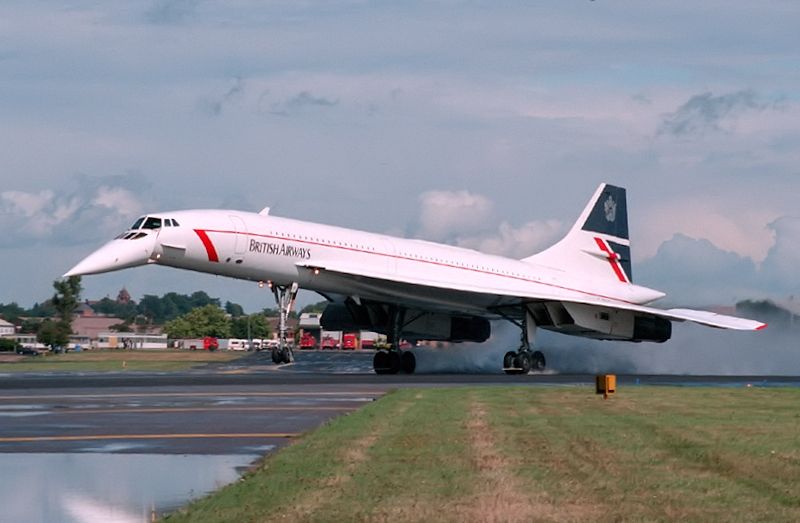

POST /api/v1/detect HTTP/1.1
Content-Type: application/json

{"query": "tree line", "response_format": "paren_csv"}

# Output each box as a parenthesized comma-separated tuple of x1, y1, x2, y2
(0, 277, 330, 348)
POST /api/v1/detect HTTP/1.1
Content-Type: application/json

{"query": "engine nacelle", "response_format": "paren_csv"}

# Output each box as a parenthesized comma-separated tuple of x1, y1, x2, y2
(319, 303, 376, 332)
(632, 315, 672, 343)
(537, 302, 672, 343)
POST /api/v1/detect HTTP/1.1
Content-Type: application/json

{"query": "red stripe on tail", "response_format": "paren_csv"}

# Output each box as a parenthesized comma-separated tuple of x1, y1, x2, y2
(194, 229, 219, 262)
(595, 237, 628, 283)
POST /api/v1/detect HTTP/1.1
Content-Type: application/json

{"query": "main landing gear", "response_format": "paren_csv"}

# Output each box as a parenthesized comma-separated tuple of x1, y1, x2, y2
(502, 305, 547, 375)
(269, 282, 298, 365)
(503, 349, 545, 375)
(372, 306, 416, 375)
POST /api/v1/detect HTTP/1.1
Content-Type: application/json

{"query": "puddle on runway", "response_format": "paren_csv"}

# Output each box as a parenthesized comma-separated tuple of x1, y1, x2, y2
(0, 453, 258, 522)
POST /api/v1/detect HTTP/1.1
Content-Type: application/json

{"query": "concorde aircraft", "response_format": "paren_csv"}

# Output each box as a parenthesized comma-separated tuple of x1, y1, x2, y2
(64, 184, 766, 374)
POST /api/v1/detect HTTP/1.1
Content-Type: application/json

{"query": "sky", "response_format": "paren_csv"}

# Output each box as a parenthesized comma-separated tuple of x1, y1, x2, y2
(1, 1, 799, 313)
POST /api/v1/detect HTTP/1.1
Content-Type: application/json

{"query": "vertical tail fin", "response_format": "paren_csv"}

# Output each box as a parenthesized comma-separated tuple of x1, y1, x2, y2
(523, 184, 633, 284)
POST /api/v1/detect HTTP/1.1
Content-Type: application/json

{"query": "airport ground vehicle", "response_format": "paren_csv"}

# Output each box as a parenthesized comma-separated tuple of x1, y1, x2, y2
(342, 332, 359, 350)
(320, 335, 339, 349)
(299, 333, 317, 349)
(185, 336, 218, 351)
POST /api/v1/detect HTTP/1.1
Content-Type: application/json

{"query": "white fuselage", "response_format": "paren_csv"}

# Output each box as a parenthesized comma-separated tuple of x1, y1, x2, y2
(64, 185, 766, 338)
(136, 209, 659, 318)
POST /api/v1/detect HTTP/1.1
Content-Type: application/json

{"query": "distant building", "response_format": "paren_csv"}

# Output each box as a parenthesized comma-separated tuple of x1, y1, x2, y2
(75, 302, 95, 317)
(71, 316, 125, 339)
(0, 318, 15, 337)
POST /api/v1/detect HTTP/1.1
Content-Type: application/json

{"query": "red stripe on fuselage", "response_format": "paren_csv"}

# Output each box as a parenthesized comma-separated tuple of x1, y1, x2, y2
(594, 237, 627, 283)
(194, 229, 219, 262)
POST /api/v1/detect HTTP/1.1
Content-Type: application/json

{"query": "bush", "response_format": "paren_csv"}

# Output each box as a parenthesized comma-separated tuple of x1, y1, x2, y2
(0, 338, 20, 352)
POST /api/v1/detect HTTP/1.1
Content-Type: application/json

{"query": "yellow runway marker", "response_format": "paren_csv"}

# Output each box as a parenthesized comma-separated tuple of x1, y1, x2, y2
(0, 433, 299, 443)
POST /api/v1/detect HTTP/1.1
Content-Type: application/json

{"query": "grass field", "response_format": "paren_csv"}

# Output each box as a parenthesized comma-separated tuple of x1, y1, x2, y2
(0, 349, 243, 372)
(164, 386, 800, 523)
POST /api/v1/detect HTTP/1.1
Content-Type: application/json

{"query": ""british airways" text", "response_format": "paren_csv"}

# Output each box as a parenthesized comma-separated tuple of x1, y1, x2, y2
(249, 239, 311, 260)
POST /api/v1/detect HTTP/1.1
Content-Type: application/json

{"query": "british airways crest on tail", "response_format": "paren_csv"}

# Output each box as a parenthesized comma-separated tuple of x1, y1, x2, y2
(581, 185, 628, 240)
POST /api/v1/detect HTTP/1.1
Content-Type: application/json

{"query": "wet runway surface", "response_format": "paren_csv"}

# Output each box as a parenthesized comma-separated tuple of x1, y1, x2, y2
(0, 385, 383, 455)
(1, 350, 798, 521)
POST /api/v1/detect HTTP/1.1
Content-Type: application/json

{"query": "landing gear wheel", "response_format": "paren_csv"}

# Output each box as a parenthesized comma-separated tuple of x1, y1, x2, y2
(531, 350, 546, 371)
(387, 351, 401, 374)
(373, 351, 391, 374)
(515, 352, 532, 374)
(401, 351, 416, 374)
(271, 347, 282, 364)
(280, 347, 292, 364)
(503, 351, 516, 369)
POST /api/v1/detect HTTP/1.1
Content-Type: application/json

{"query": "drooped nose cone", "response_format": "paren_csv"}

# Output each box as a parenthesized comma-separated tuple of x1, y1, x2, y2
(63, 236, 156, 277)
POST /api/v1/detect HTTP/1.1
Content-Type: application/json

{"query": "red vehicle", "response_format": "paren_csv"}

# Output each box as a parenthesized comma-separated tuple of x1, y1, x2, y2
(342, 333, 359, 350)
(299, 332, 318, 350)
(187, 336, 218, 351)
(320, 336, 339, 350)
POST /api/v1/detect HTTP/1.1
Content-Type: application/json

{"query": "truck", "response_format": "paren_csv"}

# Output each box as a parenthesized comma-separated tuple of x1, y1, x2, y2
(184, 336, 218, 351)
(320, 335, 339, 350)
(342, 332, 359, 350)
(299, 332, 318, 350)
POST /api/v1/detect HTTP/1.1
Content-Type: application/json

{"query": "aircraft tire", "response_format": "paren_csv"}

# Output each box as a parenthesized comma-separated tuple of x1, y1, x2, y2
(503, 351, 516, 369)
(400, 351, 416, 374)
(387, 351, 401, 374)
(373, 351, 390, 374)
(515, 352, 532, 374)
(532, 351, 546, 371)
(270, 348, 282, 364)
(280, 348, 292, 364)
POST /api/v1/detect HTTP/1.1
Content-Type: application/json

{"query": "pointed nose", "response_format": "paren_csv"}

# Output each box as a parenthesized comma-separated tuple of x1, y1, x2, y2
(64, 236, 156, 277)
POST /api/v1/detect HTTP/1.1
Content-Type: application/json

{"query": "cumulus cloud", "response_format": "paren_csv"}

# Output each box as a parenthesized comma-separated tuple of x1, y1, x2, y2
(456, 219, 564, 259)
(414, 189, 563, 258)
(637, 234, 758, 304)
(658, 90, 777, 137)
(417, 190, 494, 241)
(759, 216, 800, 291)
(637, 217, 800, 305)
(0, 176, 146, 248)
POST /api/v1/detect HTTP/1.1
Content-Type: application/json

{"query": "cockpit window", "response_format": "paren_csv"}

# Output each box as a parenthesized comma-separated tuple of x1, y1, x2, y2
(130, 217, 145, 230)
(171, 219, 180, 227)
(141, 217, 162, 230)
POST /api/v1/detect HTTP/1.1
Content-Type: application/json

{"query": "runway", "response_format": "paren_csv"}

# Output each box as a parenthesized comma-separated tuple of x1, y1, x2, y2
(1, 350, 798, 522)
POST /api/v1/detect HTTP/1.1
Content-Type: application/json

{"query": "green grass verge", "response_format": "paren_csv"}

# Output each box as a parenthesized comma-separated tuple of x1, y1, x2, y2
(0, 350, 242, 372)
(163, 386, 800, 523)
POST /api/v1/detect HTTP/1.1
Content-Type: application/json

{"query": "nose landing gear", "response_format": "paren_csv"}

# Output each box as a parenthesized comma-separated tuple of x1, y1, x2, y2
(269, 282, 298, 365)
